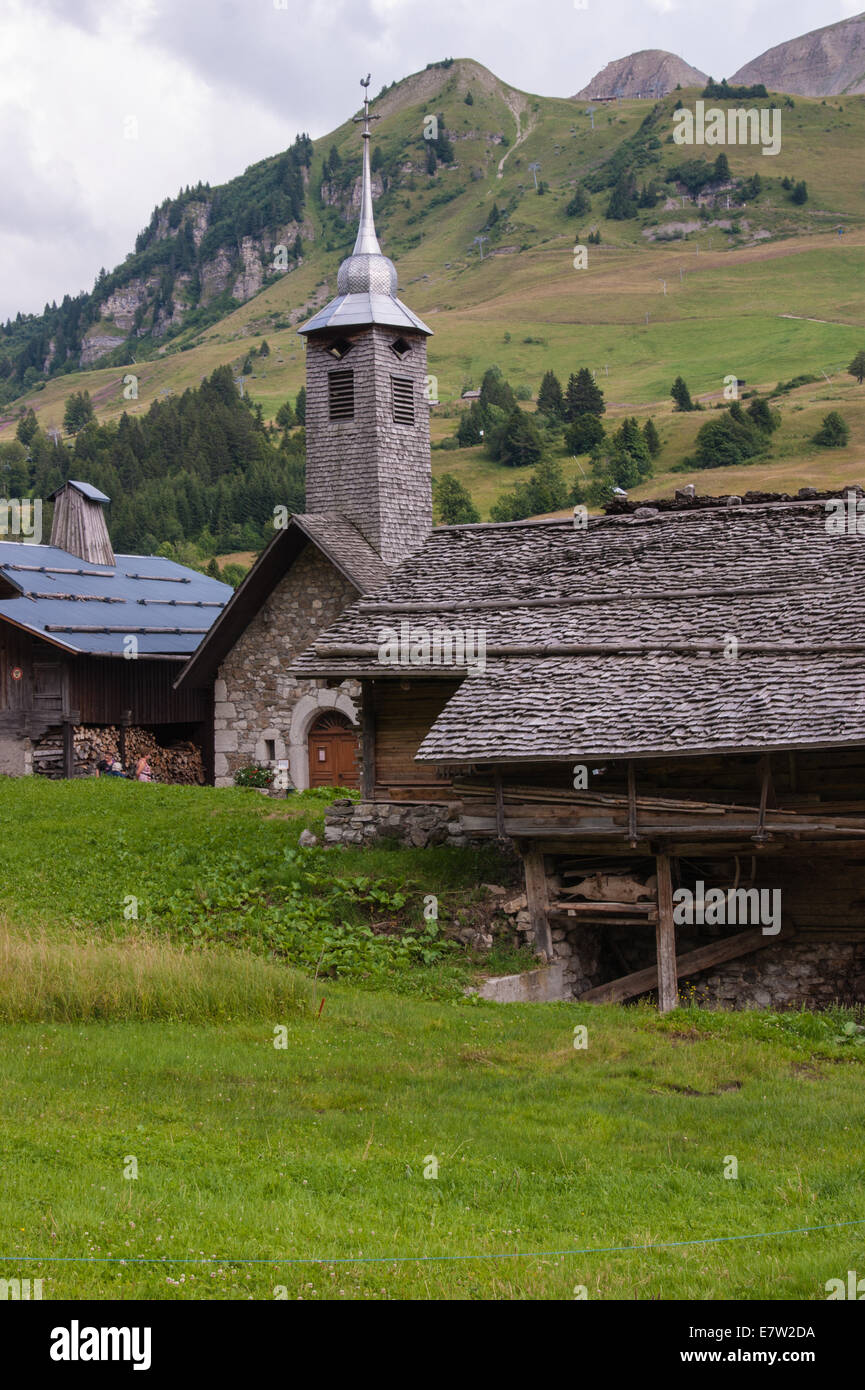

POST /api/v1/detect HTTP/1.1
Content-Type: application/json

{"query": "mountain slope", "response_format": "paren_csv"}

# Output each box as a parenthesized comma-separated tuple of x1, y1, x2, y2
(730, 12, 865, 96)
(573, 50, 708, 99)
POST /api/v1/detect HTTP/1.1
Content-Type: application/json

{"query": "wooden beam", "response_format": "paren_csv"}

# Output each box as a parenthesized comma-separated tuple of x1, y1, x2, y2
(655, 853, 678, 1013)
(579, 927, 789, 1005)
(494, 770, 507, 839)
(523, 848, 553, 960)
(627, 761, 637, 847)
(361, 683, 375, 801)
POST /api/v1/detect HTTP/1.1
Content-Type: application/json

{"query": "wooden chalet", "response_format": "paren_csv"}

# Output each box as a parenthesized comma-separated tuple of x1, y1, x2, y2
(0, 480, 231, 780)
(290, 493, 865, 1011)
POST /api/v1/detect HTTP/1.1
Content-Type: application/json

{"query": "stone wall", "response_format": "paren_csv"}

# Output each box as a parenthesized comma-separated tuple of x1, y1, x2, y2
(0, 732, 31, 777)
(325, 797, 471, 848)
(544, 922, 865, 1009)
(215, 543, 360, 789)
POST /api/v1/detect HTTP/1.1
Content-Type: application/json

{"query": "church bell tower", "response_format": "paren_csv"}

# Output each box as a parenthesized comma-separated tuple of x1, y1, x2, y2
(299, 77, 433, 566)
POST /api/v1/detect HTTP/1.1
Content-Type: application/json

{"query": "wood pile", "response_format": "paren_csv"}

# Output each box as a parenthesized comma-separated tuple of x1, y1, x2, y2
(34, 725, 205, 784)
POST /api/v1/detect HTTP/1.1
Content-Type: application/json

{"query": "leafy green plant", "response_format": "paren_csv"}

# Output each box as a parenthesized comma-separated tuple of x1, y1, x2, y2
(234, 765, 275, 788)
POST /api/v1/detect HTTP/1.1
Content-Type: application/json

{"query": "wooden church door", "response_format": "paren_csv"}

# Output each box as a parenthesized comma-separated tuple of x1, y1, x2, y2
(307, 711, 359, 789)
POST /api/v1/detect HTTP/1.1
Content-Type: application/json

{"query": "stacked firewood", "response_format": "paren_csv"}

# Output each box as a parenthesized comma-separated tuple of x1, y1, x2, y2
(34, 726, 205, 784)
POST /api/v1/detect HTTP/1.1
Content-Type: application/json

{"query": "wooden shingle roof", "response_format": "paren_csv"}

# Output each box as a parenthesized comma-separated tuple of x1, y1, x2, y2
(290, 500, 865, 761)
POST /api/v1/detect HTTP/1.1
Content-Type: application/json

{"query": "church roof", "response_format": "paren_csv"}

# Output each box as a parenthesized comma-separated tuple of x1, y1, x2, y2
(300, 292, 432, 336)
(174, 512, 390, 689)
(287, 499, 865, 761)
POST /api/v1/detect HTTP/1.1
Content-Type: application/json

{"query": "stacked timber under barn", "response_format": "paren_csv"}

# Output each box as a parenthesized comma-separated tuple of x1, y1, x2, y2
(291, 494, 865, 1011)
(0, 479, 230, 780)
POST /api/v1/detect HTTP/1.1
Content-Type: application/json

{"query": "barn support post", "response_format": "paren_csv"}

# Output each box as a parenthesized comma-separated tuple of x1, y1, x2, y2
(523, 847, 553, 961)
(361, 683, 376, 801)
(119, 709, 132, 771)
(655, 851, 678, 1013)
(62, 720, 74, 779)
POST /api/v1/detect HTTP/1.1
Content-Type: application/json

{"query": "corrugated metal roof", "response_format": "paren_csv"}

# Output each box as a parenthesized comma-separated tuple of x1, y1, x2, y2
(0, 541, 232, 656)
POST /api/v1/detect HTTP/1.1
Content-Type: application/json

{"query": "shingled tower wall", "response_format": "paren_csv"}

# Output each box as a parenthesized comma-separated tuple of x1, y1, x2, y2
(304, 326, 432, 564)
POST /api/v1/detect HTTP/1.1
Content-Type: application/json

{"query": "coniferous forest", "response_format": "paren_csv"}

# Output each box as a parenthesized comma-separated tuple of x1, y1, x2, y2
(0, 367, 305, 577)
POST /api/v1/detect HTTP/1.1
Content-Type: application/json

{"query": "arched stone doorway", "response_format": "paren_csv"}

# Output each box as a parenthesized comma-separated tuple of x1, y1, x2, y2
(307, 710, 359, 789)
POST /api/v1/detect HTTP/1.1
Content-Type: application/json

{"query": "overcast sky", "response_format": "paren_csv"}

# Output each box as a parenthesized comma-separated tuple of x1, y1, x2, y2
(0, 0, 858, 319)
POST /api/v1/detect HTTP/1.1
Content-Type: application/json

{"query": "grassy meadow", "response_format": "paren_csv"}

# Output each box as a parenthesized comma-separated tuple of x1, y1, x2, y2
(1, 779, 864, 1300)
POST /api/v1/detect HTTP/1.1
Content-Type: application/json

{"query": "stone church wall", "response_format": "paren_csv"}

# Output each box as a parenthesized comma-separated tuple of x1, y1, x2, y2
(214, 544, 360, 789)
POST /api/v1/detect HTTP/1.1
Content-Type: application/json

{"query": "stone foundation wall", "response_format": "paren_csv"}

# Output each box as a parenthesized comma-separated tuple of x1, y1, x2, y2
(0, 732, 31, 777)
(325, 798, 472, 848)
(215, 544, 360, 789)
(542, 924, 865, 1010)
(694, 940, 865, 1010)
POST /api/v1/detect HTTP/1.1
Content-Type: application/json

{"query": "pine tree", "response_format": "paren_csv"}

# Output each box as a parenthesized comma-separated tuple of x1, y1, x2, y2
(456, 401, 485, 447)
(848, 350, 865, 385)
(605, 172, 638, 220)
(671, 376, 695, 412)
(564, 368, 605, 421)
(536, 370, 564, 420)
(295, 386, 306, 425)
(497, 408, 543, 468)
(63, 390, 95, 435)
(813, 411, 848, 447)
(713, 153, 731, 181)
(479, 366, 516, 414)
(259, 339, 270, 357)
(565, 187, 590, 218)
(276, 400, 295, 429)
(15, 409, 38, 445)
(433, 473, 481, 524)
(565, 414, 605, 453)
(643, 419, 661, 457)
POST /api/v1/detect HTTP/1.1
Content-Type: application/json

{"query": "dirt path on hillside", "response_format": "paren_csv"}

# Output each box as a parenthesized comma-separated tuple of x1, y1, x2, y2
(497, 93, 535, 178)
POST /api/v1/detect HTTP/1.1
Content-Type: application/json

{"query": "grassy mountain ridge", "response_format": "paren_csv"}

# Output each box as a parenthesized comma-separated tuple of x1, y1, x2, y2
(1, 58, 863, 521)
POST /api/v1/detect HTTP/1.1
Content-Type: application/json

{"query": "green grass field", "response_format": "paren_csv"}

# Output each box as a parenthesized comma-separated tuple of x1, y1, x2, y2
(1, 780, 864, 1300)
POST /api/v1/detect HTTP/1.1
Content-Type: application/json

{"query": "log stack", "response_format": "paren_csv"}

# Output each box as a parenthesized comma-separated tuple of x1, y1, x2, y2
(33, 725, 205, 784)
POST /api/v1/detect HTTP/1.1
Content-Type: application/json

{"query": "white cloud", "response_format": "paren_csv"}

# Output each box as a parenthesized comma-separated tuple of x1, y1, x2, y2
(0, 0, 848, 319)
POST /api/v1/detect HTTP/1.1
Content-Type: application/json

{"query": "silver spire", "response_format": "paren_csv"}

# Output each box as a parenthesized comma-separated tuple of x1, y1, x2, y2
(352, 75, 382, 257)
(336, 76, 398, 297)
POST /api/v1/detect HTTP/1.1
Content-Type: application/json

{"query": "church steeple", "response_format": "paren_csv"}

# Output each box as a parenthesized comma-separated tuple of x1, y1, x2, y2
(299, 76, 431, 337)
(336, 77, 397, 296)
(298, 77, 433, 567)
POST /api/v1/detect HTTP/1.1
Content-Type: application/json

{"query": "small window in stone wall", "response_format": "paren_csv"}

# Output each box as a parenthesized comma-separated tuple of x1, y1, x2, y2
(264, 739, 276, 763)
(391, 375, 415, 426)
(329, 369, 354, 420)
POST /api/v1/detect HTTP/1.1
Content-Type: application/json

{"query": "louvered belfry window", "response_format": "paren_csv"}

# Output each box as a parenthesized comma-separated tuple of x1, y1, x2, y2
(328, 369, 354, 421)
(391, 375, 415, 426)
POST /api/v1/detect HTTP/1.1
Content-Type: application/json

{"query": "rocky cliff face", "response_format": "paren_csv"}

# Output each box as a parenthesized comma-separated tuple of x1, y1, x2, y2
(730, 13, 865, 96)
(573, 50, 708, 99)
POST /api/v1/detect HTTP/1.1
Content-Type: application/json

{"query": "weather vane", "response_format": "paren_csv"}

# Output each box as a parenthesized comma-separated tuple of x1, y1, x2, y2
(354, 74, 380, 138)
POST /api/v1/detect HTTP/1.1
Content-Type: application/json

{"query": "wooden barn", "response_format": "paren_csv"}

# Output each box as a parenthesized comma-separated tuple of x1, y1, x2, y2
(0, 479, 231, 781)
(290, 492, 865, 1011)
